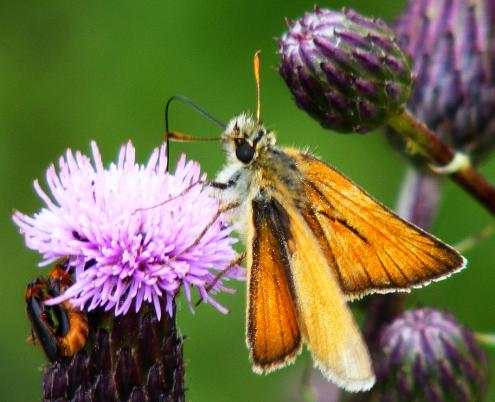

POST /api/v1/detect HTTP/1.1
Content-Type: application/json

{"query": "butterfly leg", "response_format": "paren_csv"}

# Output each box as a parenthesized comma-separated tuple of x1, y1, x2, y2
(170, 201, 241, 262)
(205, 252, 245, 293)
(131, 179, 205, 214)
(195, 252, 246, 307)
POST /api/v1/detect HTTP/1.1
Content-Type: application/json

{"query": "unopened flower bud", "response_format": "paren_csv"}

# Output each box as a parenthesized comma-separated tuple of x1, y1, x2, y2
(371, 309, 489, 402)
(278, 7, 413, 133)
(391, 0, 495, 163)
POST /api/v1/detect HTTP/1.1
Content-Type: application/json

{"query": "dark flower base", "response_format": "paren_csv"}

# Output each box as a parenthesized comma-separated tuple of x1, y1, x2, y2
(42, 304, 184, 402)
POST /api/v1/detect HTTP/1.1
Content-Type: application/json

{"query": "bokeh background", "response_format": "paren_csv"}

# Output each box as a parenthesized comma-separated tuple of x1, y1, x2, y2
(1, 1, 494, 401)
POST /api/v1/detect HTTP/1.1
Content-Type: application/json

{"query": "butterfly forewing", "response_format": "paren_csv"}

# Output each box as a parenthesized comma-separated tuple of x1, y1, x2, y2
(247, 197, 302, 372)
(286, 149, 466, 299)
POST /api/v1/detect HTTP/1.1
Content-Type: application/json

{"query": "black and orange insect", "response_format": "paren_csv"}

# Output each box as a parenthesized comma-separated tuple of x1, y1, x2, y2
(25, 259, 89, 361)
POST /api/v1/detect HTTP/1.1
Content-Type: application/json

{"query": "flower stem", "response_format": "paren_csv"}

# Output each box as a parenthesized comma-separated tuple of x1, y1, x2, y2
(475, 332, 495, 349)
(396, 168, 443, 230)
(388, 110, 495, 217)
(454, 222, 495, 254)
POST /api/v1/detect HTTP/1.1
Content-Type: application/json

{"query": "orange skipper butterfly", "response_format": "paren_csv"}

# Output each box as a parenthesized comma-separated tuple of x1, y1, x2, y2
(167, 52, 465, 391)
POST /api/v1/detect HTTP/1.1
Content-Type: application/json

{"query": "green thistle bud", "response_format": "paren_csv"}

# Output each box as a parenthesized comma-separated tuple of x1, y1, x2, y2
(278, 7, 413, 133)
(371, 309, 489, 402)
(390, 0, 495, 163)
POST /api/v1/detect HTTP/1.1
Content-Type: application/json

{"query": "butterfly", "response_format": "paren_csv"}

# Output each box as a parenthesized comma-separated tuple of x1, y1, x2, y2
(167, 52, 466, 392)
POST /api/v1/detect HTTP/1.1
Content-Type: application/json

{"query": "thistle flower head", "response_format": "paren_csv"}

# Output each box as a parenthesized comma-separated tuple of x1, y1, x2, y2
(40, 306, 185, 401)
(392, 0, 495, 162)
(14, 141, 243, 320)
(278, 7, 413, 133)
(372, 308, 489, 402)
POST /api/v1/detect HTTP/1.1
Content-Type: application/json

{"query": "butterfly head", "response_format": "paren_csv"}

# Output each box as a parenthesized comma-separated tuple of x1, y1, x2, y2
(222, 113, 276, 165)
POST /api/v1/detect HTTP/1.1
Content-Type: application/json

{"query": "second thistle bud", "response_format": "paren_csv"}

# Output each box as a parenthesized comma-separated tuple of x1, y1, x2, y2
(278, 7, 413, 133)
(392, 0, 495, 163)
(371, 309, 489, 402)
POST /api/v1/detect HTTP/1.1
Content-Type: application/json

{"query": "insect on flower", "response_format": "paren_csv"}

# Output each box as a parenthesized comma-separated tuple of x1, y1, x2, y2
(25, 259, 89, 362)
(167, 52, 466, 392)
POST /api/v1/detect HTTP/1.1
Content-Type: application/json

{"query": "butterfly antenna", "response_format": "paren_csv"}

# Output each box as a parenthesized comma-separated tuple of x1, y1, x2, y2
(253, 50, 262, 123)
(164, 95, 226, 170)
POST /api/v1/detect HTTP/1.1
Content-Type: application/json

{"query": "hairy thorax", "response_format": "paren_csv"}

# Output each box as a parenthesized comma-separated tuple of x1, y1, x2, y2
(213, 145, 306, 239)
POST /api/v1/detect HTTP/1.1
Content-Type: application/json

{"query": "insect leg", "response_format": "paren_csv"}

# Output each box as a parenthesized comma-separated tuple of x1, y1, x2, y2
(195, 252, 246, 307)
(170, 201, 241, 261)
(131, 178, 205, 214)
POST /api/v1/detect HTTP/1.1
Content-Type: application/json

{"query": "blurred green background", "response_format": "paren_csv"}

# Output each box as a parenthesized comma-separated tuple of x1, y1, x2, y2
(1, 1, 494, 401)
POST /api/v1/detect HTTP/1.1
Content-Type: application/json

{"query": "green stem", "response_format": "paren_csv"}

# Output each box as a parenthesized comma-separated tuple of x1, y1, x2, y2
(454, 223, 495, 254)
(388, 110, 495, 217)
(475, 332, 495, 349)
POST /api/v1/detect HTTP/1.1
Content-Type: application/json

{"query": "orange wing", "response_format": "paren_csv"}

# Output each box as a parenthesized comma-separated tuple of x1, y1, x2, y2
(279, 195, 375, 390)
(285, 149, 466, 299)
(247, 195, 374, 391)
(246, 197, 302, 372)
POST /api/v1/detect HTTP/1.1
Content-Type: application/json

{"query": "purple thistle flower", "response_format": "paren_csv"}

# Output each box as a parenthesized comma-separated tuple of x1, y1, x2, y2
(14, 141, 243, 320)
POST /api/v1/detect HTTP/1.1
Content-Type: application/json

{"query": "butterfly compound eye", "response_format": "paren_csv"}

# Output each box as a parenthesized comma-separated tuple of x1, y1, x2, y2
(235, 140, 255, 164)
